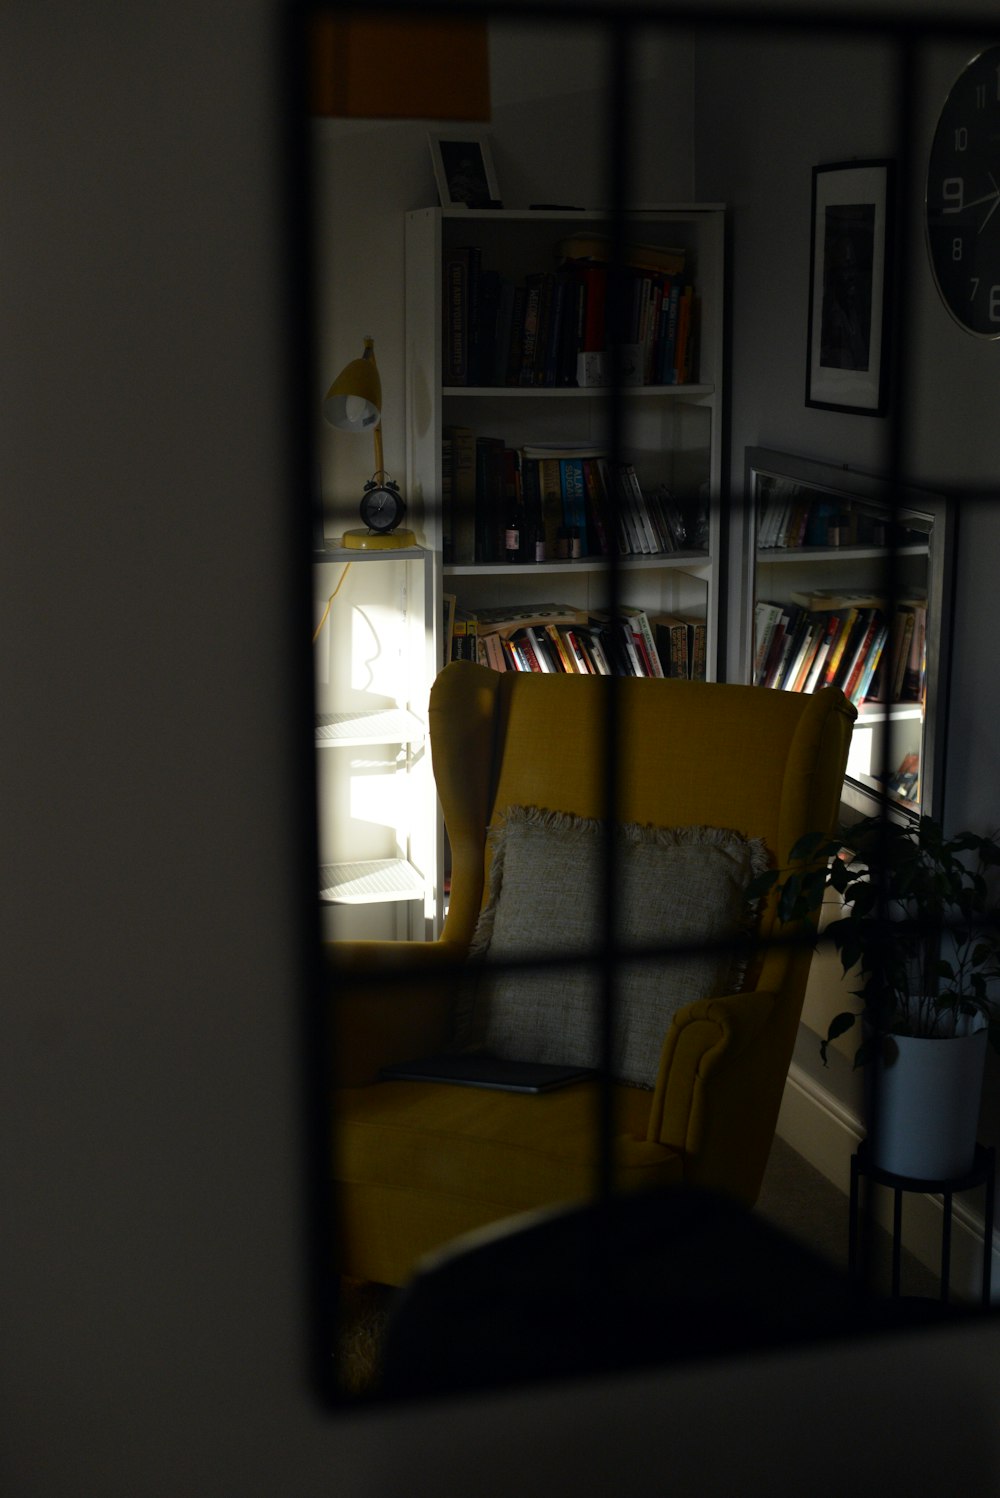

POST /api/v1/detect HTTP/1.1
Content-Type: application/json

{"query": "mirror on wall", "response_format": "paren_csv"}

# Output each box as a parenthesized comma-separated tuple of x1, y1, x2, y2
(288, 1, 998, 1410)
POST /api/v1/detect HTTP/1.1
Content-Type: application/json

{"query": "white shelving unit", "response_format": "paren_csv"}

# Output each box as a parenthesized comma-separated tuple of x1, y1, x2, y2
(313, 543, 438, 940)
(744, 448, 954, 820)
(400, 206, 725, 919)
(404, 205, 726, 673)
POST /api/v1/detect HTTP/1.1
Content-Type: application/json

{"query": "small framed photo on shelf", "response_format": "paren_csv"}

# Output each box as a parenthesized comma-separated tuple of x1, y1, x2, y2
(806, 159, 894, 416)
(428, 128, 502, 209)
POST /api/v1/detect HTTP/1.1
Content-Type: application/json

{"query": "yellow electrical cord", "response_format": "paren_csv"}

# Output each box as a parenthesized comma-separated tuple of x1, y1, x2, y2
(312, 563, 351, 643)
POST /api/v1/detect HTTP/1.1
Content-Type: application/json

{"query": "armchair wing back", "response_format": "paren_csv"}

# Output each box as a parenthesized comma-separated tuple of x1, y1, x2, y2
(329, 662, 854, 1287)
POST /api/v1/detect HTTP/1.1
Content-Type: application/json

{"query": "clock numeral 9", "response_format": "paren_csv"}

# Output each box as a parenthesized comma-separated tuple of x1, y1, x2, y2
(942, 176, 964, 212)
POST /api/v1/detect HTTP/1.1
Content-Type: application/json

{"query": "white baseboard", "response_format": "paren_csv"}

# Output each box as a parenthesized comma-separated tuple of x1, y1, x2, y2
(776, 1061, 1000, 1304)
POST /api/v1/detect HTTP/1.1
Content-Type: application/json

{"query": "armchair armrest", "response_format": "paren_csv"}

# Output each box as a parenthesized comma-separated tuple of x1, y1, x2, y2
(645, 989, 782, 1203)
(324, 939, 469, 1086)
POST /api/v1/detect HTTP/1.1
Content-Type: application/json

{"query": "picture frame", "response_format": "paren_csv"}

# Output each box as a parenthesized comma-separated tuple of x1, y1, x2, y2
(428, 128, 502, 210)
(805, 159, 894, 416)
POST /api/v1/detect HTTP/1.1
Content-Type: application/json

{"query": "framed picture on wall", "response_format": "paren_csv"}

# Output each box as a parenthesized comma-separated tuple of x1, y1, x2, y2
(428, 128, 502, 209)
(806, 159, 894, 415)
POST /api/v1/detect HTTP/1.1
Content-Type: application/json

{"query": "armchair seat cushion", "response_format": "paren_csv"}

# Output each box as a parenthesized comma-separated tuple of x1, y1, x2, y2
(334, 1079, 683, 1279)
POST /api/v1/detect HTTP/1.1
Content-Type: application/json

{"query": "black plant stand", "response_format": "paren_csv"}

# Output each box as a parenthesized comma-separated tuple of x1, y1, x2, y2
(849, 1140, 996, 1305)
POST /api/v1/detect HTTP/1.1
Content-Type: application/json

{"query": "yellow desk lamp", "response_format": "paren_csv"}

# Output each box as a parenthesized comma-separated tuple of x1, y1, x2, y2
(323, 336, 416, 550)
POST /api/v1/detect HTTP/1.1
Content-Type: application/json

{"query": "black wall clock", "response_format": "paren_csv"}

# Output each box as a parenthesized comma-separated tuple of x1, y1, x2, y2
(926, 43, 1000, 337)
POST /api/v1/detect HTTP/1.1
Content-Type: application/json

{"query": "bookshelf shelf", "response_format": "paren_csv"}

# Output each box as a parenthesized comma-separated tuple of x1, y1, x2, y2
(315, 709, 425, 748)
(442, 384, 716, 399)
(443, 551, 711, 580)
(757, 543, 928, 565)
(319, 859, 427, 906)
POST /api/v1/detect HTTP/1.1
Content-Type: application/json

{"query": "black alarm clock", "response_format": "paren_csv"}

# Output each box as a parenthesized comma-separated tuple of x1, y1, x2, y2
(342, 474, 416, 551)
(360, 477, 406, 532)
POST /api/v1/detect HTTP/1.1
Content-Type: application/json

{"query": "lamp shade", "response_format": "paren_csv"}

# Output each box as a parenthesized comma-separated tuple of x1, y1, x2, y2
(323, 336, 382, 432)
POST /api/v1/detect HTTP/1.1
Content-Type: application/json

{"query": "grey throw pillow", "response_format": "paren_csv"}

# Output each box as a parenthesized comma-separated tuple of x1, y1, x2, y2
(459, 806, 768, 1089)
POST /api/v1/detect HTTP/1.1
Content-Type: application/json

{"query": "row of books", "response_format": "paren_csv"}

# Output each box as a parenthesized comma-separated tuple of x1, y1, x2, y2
(442, 234, 697, 389)
(753, 588, 927, 708)
(441, 428, 695, 565)
(444, 601, 707, 682)
(757, 480, 920, 551)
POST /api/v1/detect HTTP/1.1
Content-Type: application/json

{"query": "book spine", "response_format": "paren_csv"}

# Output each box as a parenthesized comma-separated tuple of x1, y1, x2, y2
(542, 271, 567, 387)
(505, 285, 527, 385)
(474, 268, 500, 390)
(560, 457, 589, 549)
(630, 609, 664, 677)
(465, 246, 482, 386)
(442, 248, 469, 384)
(803, 613, 841, 694)
(511, 629, 543, 672)
(532, 272, 555, 387)
(474, 437, 505, 564)
(493, 278, 516, 387)
(544, 624, 576, 673)
(852, 620, 889, 706)
(538, 459, 564, 559)
(583, 628, 612, 676)
(820, 609, 860, 689)
(519, 275, 544, 386)
(564, 628, 594, 674)
(690, 621, 707, 682)
(655, 619, 687, 678)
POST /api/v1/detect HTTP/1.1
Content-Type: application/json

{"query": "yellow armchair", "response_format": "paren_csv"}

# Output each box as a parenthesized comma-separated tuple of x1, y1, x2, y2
(327, 662, 854, 1288)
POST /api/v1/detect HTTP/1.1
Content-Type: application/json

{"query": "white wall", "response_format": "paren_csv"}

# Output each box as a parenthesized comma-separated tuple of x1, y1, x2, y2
(8, 5, 1000, 1494)
(695, 27, 1000, 1167)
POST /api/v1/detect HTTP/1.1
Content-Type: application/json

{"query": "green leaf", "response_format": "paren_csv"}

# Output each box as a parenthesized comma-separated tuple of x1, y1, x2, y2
(826, 1010, 856, 1042)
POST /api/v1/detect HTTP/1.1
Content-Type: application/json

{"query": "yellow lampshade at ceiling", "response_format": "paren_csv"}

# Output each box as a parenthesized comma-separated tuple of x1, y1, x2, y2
(310, 16, 490, 121)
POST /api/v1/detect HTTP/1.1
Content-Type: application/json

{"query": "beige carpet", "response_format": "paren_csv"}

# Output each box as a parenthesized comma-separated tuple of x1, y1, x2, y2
(756, 1133, 940, 1298)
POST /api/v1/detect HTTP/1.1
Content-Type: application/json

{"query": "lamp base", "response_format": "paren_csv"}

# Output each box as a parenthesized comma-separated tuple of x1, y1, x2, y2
(340, 527, 417, 552)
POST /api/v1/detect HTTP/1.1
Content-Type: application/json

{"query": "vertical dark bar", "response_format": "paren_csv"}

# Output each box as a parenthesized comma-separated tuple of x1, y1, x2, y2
(281, 0, 343, 1404)
(861, 26, 919, 1304)
(983, 1151, 995, 1306)
(892, 1187, 903, 1296)
(941, 1191, 953, 1303)
(595, 15, 634, 1209)
(848, 1149, 860, 1279)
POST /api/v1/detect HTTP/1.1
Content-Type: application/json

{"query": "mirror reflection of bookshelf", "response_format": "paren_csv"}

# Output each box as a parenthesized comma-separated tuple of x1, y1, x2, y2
(745, 447, 954, 821)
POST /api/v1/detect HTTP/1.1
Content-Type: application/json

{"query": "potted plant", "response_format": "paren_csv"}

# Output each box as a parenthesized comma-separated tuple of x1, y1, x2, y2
(756, 813, 1000, 1180)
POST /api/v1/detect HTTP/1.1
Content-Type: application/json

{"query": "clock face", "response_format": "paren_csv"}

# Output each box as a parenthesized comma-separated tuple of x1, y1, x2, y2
(926, 44, 1000, 337)
(360, 480, 405, 533)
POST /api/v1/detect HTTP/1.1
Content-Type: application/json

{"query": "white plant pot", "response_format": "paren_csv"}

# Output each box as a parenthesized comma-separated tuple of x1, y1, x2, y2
(869, 1015, 988, 1180)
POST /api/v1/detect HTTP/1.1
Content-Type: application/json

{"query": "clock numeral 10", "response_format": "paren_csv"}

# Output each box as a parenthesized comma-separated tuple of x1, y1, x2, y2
(955, 126, 968, 150)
